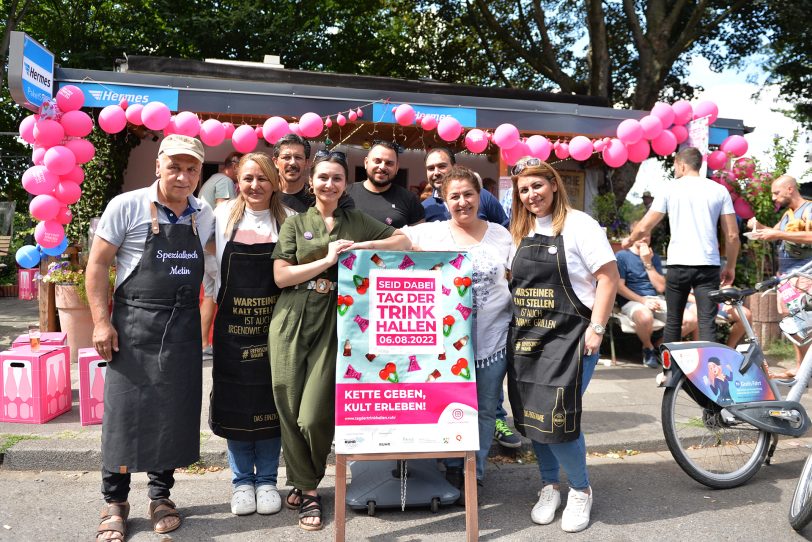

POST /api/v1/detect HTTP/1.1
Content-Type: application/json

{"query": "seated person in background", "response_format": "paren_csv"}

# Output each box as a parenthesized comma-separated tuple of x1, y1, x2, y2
(688, 293, 753, 348)
(617, 224, 697, 368)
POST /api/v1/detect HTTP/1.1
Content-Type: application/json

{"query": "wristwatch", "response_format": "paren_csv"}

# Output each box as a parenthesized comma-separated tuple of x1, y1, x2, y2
(589, 321, 606, 335)
(643, 263, 654, 270)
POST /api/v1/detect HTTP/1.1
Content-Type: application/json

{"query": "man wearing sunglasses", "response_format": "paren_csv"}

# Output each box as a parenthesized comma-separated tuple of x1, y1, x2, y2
(198, 151, 242, 359)
(347, 140, 425, 227)
(273, 134, 354, 213)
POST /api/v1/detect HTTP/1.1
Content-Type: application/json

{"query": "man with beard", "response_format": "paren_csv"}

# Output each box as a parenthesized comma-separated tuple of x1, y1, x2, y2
(272, 134, 353, 213)
(347, 140, 424, 227)
(421, 147, 508, 226)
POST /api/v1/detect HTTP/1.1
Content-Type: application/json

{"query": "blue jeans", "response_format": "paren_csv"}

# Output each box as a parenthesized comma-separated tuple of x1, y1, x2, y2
(227, 437, 282, 488)
(447, 349, 507, 480)
(531, 353, 599, 490)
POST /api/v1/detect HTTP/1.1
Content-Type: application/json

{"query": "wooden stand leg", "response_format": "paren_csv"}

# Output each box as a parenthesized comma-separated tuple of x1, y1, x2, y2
(334, 454, 347, 542)
(463, 450, 478, 541)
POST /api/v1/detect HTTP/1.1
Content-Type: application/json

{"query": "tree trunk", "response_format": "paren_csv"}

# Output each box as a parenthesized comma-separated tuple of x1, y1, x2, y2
(608, 162, 642, 208)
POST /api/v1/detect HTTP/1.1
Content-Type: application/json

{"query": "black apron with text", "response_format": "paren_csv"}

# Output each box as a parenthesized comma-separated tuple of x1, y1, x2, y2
(103, 203, 204, 473)
(507, 233, 591, 444)
(209, 227, 281, 441)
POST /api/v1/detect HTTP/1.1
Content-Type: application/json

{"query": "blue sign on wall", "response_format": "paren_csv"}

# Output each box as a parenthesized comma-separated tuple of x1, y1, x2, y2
(61, 82, 179, 111)
(21, 34, 54, 108)
(372, 103, 477, 128)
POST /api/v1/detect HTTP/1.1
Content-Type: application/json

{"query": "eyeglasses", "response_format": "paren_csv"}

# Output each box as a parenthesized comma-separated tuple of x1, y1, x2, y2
(314, 149, 347, 162)
(511, 158, 543, 176)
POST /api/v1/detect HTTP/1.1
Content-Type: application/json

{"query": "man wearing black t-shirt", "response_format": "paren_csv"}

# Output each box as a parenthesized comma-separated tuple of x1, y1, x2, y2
(347, 141, 424, 228)
(272, 134, 353, 212)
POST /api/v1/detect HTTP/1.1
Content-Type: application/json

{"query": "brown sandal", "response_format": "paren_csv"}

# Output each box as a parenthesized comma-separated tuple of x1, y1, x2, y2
(285, 487, 302, 510)
(148, 498, 181, 534)
(96, 501, 129, 541)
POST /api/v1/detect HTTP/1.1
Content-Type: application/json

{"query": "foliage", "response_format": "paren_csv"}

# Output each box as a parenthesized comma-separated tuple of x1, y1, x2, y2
(591, 192, 627, 241)
(0, 211, 34, 285)
(38, 260, 87, 301)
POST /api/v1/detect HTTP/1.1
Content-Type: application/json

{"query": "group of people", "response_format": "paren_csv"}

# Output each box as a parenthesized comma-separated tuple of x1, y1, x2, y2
(85, 131, 803, 540)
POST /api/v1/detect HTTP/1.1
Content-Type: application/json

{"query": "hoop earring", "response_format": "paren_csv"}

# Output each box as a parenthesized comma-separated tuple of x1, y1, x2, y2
(307, 184, 315, 195)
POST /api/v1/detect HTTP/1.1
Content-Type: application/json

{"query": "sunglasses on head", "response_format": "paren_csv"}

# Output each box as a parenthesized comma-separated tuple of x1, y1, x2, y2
(314, 149, 347, 162)
(511, 158, 545, 176)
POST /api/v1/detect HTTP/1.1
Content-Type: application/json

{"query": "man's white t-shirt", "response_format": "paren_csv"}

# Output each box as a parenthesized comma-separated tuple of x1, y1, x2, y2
(651, 175, 735, 266)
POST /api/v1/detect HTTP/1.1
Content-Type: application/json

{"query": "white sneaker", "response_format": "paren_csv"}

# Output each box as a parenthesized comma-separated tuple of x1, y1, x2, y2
(231, 485, 256, 515)
(561, 486, 592, 533)
(256, 485, 282, 515)
(531, 484, 561, 525)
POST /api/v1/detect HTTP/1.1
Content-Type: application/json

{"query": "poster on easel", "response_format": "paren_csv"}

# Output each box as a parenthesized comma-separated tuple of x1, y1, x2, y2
(335, 250, 478, 454)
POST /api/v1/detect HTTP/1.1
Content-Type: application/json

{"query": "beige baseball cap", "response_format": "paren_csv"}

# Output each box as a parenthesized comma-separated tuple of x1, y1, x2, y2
(159, 134, 205, 163)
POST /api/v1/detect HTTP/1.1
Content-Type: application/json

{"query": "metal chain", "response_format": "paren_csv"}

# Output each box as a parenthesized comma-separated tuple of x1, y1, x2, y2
(400, 460, 408, 511)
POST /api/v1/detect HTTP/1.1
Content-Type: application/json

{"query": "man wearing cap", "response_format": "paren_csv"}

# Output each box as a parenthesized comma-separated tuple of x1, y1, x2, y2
(641, 190, 654, 211)
(86, 134, 214, 541)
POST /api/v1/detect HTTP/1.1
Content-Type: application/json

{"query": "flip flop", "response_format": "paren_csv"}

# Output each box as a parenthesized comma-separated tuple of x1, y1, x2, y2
(96, 501, 129, 541)
(285, 487, 302, 510)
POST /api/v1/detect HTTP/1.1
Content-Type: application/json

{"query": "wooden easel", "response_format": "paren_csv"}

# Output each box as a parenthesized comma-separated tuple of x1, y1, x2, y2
(334, 450, 478, 542)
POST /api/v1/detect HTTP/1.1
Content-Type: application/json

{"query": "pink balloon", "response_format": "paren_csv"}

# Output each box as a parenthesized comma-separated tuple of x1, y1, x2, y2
(733, 157, 756, 178)
(437, 117, 463, 142)
(125, 104, 144, 126)
(568, 136, 593, 161)
(348, 110, 358, 122)
(651, 130, 677, 156)
(394, 104, 416, 126)
(707, 150, 728, 170)
(55, 85, 84, 112)
(639, 115, 663, 140)
(223, 122, 236, 139)
(526, 135, 552, 161)
(627, 139, 651, 163)
(254, 126, 263, 138)
(336, 113, 347, 127)
(651, 103, 675, 128)
(55, 181, 82, 205)
(22, 165, 59, 195)
(98, 105, 127, 134)
(29, 194, 62, 221)
(299, 112, 324, 138)
(593, 139, 607, 152)
(501, 143, 531, 166)
(733, 197, 755, 220)
(693, 100, 719, 125)
(173, 111, 200, 137)
(43, 146, 76, 175)
(554, 142, 570, 160)
(603, 138, 629, 168)
(356, 108, 364, 118)
(288, 123, 302, 137)
(31, 146, 46, 166)
(670, 124, 689, 144)
(19, 115, 38, 144)
(55, 206, 73, 225)
(420, 116, 438, 131)
(262, 117, 290, 144)
(64, 138, 95, 164)
(141, 102, 172, 131)
(163, 116, 177, 137)
(34, 220, 65, 249)
(33, 119, 65, 148)
(493, 124, 520, 149)
(199, 118, 226, 147)
(232, 125, 258, 153)
(720, 135, 748, 157)
(616, 119, 643, 145)
(60, 110, 93, 138)
(325, 117, 333, 128)
(464, 129, 488, 153)
(672, 100, 693, 125)
(62, 166, 85, 185)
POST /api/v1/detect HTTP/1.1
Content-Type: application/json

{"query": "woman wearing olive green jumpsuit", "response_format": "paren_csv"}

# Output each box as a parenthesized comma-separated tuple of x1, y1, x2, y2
(269, 151, 411, 530)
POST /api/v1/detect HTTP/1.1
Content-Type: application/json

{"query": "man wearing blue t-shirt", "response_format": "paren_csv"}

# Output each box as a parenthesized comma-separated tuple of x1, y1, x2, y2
(617, 223, 696, 368)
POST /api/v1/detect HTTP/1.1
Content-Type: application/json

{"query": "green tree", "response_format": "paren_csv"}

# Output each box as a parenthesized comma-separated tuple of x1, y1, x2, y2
(765, 0, 812, 127)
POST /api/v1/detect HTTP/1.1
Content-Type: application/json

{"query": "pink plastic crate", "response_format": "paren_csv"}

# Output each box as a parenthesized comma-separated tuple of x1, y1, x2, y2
(11, 331, 68, 349)
(78, 348, 106, 426)
(0, 345, 71, 424)
(17, 268, 38, 300)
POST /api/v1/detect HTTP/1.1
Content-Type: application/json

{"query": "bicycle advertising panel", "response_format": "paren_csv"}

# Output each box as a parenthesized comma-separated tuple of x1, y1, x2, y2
(669, 344, 775, 406)
(335, 250, 478, 454)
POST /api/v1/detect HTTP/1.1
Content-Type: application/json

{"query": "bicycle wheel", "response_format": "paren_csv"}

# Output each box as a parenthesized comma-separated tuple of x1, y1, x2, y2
(790, 454, 812, 531)
(662, 374, 770, 489)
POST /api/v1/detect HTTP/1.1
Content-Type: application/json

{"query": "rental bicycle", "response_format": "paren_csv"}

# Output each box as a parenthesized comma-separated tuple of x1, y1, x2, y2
(659, 259, 812, 492)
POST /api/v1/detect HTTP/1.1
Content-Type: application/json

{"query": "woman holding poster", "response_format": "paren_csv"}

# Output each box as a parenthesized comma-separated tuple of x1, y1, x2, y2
(209, 153, 293, 517)
(508, 157, 618, 533)
(401, 165, 513, 499)
(269, 151, 410, 531)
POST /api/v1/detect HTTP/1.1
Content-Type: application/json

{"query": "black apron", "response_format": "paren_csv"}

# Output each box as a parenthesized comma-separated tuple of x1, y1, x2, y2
(103, 202, 204, 473)
(508, 233, 591, 444)
(209, 224, 281, 441)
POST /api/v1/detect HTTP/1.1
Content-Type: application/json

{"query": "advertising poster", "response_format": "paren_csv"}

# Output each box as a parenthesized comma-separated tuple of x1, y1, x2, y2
(670, 345, 775, 406)
(335, 250, 478, 454)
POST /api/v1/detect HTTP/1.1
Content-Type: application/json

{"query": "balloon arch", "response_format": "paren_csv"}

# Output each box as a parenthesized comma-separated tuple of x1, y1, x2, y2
(15, 85, 751, 268)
